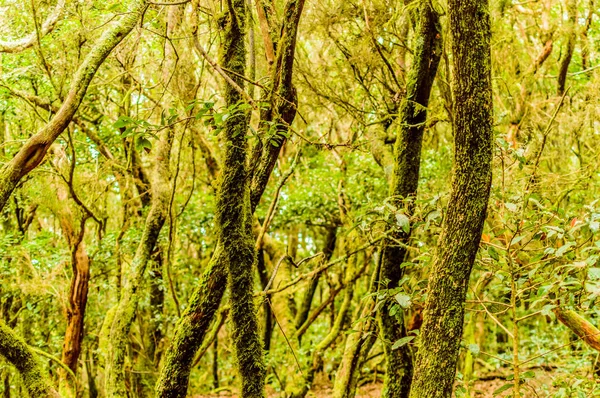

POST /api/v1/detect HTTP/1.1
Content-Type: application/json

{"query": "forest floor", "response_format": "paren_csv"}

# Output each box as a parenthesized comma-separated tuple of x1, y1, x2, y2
(192, 379, 540, 397)
(192, 370, 596, 397)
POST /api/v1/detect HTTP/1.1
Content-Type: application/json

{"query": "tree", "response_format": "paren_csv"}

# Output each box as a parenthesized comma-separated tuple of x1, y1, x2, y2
(408, 0, 493, 395)
(378, 3, 441, 397)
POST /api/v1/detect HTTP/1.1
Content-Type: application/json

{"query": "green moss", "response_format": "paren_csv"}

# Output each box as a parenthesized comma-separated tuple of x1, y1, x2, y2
(155, 245, 228, 398)
(0, 321, 60, 398)
(408, 0, 493, 395)
(216, 0, 266, 396)
(376, 4, 442, 397)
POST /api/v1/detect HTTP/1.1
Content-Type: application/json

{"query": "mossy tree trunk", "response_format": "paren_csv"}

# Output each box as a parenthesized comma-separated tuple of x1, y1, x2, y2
(102, 126, 174, 397)
(377, 4, 441, 398)
(408, 0, 493, 395)
(215, 1, 267, 397)
(155, 0, 305, 396)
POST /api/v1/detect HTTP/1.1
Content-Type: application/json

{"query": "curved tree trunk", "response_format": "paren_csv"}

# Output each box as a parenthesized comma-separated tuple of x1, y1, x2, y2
(102, 127, 173, 397)
(155, 0, 305, 396)
(408, 0, 493, 395)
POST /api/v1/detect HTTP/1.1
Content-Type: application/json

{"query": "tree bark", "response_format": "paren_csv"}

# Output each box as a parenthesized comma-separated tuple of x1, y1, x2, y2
(216, 1, 267, 396)
(55, 198, 90, 396)
(378, 4, 441, 398)
(408, 0, 493, 395)
(102, 127, 173, 397)
(554, 307, 600, 351)
(557, 0, 577, 96)
(155, 0, 306, 395)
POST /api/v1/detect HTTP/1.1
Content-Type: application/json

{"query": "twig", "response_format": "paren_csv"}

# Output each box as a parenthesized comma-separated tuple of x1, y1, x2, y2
(192, 35, 257, 109)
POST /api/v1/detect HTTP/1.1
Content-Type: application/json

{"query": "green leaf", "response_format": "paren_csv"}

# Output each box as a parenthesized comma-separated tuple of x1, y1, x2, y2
(394, 293, 412, 309)
(488, 246, 500, 261)
(556, 242, 574, 257)
(135, 137, 152, 153)
(521, 370, 535, 379)
(467, 343, 480, 355)
(589, 267, 600, 280)
(493, 383, 514, 396)
(114, 116, 132, 129)
(540, 304, 556, 317)
(391, 336, 414, 350)
(396, 213, 410, 233)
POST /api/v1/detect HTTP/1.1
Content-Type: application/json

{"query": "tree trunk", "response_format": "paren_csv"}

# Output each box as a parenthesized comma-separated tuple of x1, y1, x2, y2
(378, 4, 441, 398)
(216, 1, 267, 396)
(557, 0, 577, 96)
(408, 0, 493, 395)
(102, 127, 173, 397)
(155, 0, 306, 395)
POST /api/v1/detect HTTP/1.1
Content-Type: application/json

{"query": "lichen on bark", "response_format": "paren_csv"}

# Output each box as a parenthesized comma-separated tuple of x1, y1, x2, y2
(0, 321, 60, 398)
(377, 3, 442, 397)
(216, 0, 266, 396)
(408, 0, 493, 395)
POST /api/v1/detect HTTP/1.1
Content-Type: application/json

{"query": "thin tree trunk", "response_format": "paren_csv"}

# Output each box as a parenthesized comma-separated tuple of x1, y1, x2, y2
(295, 227, 337, 338)
(216, 1, 267, 396)
(155, 0, 306, 395)
(333, 259, 380, 398)
(408, 0, 493, 394)
(378, 4, 441, 397)
(102, 127, 174, 397)
(557, 0, 577, 96)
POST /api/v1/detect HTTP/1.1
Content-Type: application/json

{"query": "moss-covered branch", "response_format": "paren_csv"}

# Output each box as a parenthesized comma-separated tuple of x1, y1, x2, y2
(0, 0, 148, 213)
(0, 321, 61, 398)
(554, 307, 600, 351)
(102, 127, 173, 397)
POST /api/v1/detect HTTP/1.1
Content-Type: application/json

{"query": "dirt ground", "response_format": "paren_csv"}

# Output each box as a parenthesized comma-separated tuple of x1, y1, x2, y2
(192, 369, 596, 397)
(192, 380, 527, 398)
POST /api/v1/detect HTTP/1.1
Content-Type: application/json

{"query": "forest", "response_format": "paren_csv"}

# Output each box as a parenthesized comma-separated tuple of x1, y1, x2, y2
(0, 0, 599, 397)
